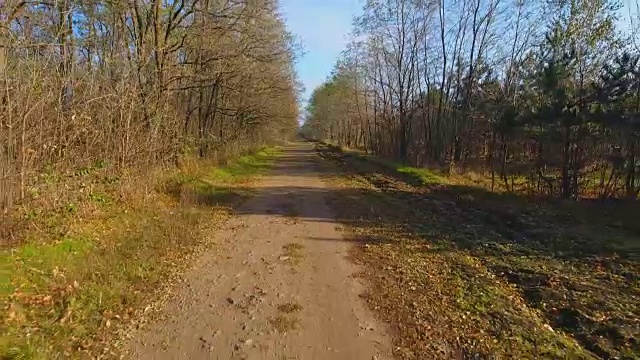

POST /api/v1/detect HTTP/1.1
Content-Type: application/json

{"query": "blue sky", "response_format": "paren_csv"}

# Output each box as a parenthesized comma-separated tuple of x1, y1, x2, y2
(279, 0, 365, 108)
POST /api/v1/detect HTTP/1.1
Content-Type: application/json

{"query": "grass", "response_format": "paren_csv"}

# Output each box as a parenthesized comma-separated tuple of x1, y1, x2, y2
(316, 142, 640, 359)
(208, 147, 280, 183)
(0, 146, 281, 359)
(396, 166, 448, 185)
(360, 154, 449, 186)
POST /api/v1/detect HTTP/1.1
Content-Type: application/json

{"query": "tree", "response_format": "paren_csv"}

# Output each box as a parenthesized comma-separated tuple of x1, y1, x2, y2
(305, 0, 639, 200)
(0, 0, 300, 213)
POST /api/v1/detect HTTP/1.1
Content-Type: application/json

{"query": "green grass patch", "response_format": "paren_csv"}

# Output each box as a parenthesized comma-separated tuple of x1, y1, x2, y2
(209, 147, 280, 183)
(163, 147, 280, 207)
(396, 165, 448, 185)
(0, 147, 281, 359)
(327, 145, 450, 186)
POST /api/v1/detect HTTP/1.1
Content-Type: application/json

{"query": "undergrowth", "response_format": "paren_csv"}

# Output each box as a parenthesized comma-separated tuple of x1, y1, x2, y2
(0, 147, 280, 359)
(316, 142, 639, 359)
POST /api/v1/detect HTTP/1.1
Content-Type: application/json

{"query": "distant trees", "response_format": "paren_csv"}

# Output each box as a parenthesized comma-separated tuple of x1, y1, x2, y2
(0, 0, 299, 212)
(305, 0, 640, 199)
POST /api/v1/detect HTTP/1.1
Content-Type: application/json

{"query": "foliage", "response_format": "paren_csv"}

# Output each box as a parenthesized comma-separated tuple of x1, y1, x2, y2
(318, 142, 640, 359)
(0, 0, 299, 214)
(0, 148, 280, 358)
(305, 0, 640, 200)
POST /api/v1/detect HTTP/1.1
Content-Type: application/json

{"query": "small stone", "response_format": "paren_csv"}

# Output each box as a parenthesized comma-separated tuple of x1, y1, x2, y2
(226, 297, 235, 305)
(244, 339, 253, 346)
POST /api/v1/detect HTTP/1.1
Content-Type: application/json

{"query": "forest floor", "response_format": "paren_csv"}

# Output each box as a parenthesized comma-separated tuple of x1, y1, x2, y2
(316, 142, 639, 359)
(4, 141, 639, 359)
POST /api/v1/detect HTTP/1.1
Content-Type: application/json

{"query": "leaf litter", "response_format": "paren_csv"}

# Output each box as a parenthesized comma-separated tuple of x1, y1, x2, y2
(315, 142, 639, 359)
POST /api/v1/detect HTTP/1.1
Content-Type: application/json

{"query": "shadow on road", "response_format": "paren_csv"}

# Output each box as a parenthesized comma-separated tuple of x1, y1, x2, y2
(164, 141, 640, 359)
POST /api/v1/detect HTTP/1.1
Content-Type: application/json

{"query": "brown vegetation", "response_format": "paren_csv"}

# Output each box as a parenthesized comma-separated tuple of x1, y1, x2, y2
(1, 0, 299, 222)
(303, 2, 640, 355)
(317, 142, 639, 359)
(1, 147, 281, 358)
(1, 0, 298, 356)
(303, 0, 640, 200)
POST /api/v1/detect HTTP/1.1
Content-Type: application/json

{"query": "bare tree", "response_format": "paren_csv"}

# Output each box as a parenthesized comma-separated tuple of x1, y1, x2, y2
(0, 0, 300, 215)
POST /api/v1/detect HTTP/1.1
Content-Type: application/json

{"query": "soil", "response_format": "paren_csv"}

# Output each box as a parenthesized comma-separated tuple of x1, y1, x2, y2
(127, 142, 393, 359)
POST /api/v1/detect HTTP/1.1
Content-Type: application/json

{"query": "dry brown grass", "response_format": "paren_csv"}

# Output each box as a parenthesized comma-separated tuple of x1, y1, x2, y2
(0, 148, 280, 359)
(317, 142, 639, 359)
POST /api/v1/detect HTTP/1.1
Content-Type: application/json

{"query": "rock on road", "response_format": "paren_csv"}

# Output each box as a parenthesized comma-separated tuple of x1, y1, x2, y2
(128, 142, 393, 360)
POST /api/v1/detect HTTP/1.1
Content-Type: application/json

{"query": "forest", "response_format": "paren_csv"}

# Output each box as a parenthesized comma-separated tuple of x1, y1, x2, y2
(2, 0, 640, 358)
(1, 0, 299, 356)
(303, 0, 640, 200)
(1, 0, 299, 216)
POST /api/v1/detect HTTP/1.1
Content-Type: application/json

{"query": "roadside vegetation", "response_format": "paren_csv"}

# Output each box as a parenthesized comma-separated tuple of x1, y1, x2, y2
(317, 142, 639, 359)
(1, 147, 280, 359)
(2, 0, 297, 357)
(303, 0, 640, 201)
(304, 0, 640, 357)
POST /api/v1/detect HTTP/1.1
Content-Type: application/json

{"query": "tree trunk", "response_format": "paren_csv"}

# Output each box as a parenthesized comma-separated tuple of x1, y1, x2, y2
(561, 125, 572, 198)
(626, 136, 637, 199)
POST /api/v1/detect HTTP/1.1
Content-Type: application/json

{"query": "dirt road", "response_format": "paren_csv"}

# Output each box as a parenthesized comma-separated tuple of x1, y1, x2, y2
(128, 142, 393, 359)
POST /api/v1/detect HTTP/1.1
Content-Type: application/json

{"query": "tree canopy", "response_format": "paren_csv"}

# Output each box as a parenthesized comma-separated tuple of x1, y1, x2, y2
(305, 0, 640, 199)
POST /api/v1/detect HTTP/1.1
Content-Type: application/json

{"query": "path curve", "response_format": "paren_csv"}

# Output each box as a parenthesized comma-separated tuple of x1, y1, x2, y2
(128, 142, 393, 359)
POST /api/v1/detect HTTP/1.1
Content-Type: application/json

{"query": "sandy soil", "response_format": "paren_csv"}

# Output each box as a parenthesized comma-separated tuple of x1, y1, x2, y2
(127, 142, 393, 360)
